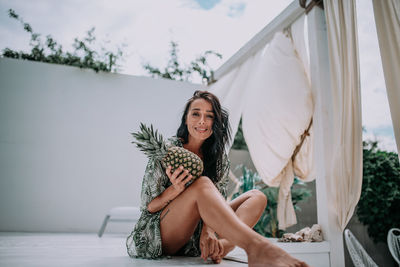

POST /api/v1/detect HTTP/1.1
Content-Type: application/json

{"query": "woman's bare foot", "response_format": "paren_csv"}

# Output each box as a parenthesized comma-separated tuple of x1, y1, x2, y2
(247, 240, 309, 267)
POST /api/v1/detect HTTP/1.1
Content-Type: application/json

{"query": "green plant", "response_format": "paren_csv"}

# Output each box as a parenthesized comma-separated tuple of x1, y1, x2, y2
(232, 165, 312, 237)
(231, 118, 248, 150)
(2, 9, 124, 73)
(356, 140, 400, 243)
(142, 41, 222, 84)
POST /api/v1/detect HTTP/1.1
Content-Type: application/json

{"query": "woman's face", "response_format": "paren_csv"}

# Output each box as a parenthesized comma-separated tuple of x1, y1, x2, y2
(186, 98, 214, 142)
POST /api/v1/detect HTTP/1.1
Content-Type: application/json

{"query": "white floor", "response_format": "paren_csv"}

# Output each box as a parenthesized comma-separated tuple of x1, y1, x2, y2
(0, 232, 247, 267)
(0, 232, 331, 267)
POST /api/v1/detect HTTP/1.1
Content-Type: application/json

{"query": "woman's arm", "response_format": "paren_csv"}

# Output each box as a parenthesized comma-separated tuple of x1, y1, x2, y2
(147, 165, 193, 213)
(147, 185, 180, 213)
(200, 223, 223, 261)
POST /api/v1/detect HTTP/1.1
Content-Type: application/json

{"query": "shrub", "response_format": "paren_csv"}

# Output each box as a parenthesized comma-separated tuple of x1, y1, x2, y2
(2, 9, 124, 73)
(142, 41, 222, 84)
(356, 140, 400, 243)
(232, 165, 311, 237)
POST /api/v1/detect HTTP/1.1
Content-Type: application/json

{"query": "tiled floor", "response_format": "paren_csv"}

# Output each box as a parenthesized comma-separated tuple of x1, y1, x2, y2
(0, 232, 247, 266)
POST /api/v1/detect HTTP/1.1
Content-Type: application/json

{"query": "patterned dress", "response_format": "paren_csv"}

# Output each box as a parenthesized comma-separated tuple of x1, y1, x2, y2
(126, 136, 230, 259)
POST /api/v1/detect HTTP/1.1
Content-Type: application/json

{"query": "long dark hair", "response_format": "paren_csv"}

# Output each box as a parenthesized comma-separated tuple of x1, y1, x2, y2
(177, 90, 231, 183)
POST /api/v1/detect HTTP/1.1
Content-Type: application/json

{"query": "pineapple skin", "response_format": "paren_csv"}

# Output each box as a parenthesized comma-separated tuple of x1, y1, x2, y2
(132, 123, 204, 181)
(161, 146, 204, 179)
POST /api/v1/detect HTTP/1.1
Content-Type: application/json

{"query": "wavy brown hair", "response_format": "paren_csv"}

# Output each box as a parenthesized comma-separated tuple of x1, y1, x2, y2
(177, 90, 231, 182)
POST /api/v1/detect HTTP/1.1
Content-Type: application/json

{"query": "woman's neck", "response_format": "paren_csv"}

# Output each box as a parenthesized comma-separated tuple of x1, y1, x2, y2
(184, 136, 204, 159)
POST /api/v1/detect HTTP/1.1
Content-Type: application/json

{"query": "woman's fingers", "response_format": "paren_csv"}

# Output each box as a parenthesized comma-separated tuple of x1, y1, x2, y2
(215, 242, 221, 258)
(209, 239, 215, 257)
(171, 166, 193, 184)
(201, 242, 209, 261)
(182, 174, 193, 184)
(176, 169, 189, 182)
(212, 257, 222, 264)
(166, 166, 183, 181)
(218, 241, 224, 257)
(165, 166, 172, 177)
(210, 241, 223, 264)
(173, 166, 184, 179)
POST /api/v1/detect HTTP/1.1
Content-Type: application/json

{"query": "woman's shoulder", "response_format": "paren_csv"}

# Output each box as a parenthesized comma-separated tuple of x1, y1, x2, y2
(166, 136, 183, 147)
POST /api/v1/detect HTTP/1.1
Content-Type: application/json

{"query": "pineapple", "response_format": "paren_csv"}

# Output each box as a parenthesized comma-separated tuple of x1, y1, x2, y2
(131, 123, 204, 180)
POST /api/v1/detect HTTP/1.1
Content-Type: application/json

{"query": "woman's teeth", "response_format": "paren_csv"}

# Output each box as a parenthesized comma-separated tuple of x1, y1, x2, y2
(196, 127, 207, 132)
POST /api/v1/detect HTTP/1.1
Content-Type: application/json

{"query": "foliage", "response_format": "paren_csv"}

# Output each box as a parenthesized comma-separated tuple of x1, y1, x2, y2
(356, 140, 400, 243)
(231, 118, 248, 150)
(232, 165, 312, 238)
(2, 9, 124, 73)
(142, 41, 222, 84)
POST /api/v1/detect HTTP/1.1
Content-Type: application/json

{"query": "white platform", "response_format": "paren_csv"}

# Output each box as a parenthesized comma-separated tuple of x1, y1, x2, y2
(0, 233, 330, 267)
(228, 238, 331, 267)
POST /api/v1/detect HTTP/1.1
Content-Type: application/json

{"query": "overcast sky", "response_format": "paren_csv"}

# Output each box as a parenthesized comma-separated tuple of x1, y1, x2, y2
(0, 0, 397, 152)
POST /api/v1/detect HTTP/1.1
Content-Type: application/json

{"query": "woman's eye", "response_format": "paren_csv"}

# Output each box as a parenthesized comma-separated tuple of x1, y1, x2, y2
(207, 115, 214, 119)
(192, 112, 199, 117)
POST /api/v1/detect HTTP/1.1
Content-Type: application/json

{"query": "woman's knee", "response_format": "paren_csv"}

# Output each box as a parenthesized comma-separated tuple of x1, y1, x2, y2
(248, 189, 267, 207)
(189, 176, 215, 191)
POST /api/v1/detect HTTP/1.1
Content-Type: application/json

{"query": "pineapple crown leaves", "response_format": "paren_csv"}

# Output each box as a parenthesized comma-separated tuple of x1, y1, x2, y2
(131, 123, 169, 160)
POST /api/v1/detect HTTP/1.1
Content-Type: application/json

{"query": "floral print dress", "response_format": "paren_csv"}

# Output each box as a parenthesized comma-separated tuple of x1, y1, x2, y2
(126, 136, 230, 259)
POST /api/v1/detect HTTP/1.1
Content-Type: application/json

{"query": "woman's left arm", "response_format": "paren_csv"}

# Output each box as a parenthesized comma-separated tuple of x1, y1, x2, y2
(200, 223, 223, 261)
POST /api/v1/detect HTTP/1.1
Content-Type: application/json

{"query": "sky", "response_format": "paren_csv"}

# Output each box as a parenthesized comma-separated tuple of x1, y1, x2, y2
(0, 0, 397, 152)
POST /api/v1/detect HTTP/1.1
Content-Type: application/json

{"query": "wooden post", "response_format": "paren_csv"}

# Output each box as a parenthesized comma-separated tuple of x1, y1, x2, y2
(307, 5, 345, 267)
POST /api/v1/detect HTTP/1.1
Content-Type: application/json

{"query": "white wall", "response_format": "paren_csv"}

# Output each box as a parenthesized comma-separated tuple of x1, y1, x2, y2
(0, 58, 205, 232)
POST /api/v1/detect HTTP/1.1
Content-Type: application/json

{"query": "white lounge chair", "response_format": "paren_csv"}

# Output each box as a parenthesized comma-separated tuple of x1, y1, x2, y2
(388, 228, 400, 265)
(344, 229, 378, 267)
(98, 206, 141, 237)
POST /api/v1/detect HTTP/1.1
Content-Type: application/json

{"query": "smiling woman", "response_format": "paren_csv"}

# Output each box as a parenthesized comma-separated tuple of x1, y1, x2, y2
(126, 90, 309, 266)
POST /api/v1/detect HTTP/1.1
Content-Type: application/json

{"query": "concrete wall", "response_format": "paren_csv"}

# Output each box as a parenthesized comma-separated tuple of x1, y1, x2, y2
(0, 58, 205, 233)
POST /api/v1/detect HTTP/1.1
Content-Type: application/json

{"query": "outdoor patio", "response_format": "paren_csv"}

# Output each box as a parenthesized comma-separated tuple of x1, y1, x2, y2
(0, 1, 399, 267)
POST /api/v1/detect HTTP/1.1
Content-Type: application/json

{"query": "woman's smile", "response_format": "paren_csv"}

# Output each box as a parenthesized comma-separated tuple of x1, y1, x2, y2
(195, 126, 208, 133)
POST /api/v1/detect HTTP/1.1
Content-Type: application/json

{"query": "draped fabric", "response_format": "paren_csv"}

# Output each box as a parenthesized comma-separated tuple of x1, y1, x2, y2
(209, 14, 315, 229)
(324, 0, 363, 230)
(210, 51, 262, 150)
(372, 0, 400, 158)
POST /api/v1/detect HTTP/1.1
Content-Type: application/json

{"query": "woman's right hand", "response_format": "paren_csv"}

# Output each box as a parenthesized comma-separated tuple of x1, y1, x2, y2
(166, 165, 193, 194)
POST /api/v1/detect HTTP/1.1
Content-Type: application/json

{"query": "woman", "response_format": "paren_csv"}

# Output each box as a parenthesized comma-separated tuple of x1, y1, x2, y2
(127, 90, 308, 267)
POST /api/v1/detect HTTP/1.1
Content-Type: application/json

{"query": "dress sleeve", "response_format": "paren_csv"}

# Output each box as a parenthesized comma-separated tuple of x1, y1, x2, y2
(215, 153, 231, 200)
(140, 158, 168, 212)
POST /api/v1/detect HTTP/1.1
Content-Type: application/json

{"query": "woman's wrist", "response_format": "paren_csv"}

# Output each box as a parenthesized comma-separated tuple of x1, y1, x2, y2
(202, 224, 215, 236)
(170, 183, 184, 196)
(164, 185, 181, 204)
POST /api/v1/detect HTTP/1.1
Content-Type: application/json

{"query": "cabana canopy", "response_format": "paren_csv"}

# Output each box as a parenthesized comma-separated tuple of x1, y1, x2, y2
(208, 1, 400, 266)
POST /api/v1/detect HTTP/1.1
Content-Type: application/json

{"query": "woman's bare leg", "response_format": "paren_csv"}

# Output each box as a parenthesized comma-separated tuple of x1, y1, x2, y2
(160, 176, 308, 266)
(215, 189, 267, 260)
(159, 183, 202, 254)
(230, 189, 267, 224)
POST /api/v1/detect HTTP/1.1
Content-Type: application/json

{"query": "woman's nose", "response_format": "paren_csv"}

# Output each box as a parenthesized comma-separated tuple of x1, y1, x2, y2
(199, 115, 205, 124)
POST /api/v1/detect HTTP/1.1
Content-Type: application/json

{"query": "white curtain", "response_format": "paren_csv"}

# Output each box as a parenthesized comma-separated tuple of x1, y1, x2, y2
(372, 0, 400, 159)
(324, 0, 363, 230)
(210, 50, 263, 150)
(209, 15, 315, 229)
